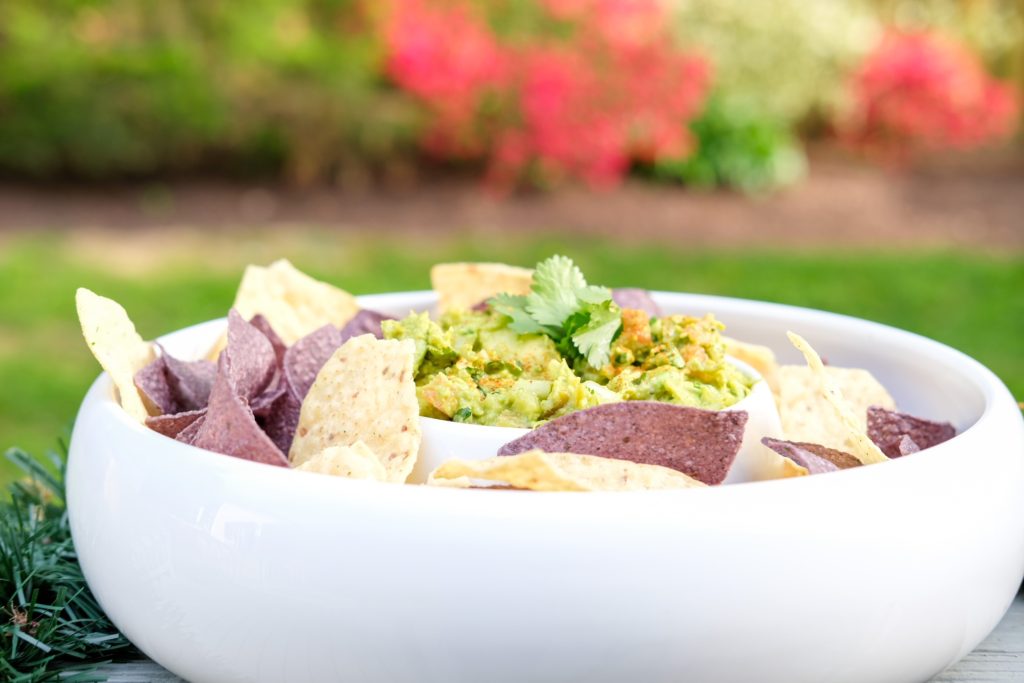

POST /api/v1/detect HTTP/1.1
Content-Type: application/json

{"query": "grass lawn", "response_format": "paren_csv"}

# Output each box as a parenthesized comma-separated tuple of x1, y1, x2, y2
(1, 229, 1021, 489)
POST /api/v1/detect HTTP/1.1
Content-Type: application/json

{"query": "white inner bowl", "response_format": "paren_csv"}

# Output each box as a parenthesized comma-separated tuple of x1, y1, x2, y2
(66, 290, 1024, 683)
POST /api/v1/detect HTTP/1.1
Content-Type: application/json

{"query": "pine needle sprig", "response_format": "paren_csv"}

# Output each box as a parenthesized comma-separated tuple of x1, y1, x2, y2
(0, 440, 139, 681)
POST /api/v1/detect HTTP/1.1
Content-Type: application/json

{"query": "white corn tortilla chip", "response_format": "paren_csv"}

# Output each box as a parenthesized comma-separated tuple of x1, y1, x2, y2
(76, 288, 155, 422)
(778, 457, 810, 478)
(295, 441, 387, 481)
(428, 450, 707, 491)
(289, 335, 420, 483)
(723, 336, 780, 394)
(431, 262, 533, 313)
(785, 332, 889, 465)
(777, 365, 896, 451)
(210, 259, 360, 355)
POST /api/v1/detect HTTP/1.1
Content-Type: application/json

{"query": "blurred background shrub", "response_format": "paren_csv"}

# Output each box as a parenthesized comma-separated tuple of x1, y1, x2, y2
(648, 96, 807, 192)
(0, 0, 1019, 191)
(672, 0, 878, 129)
(0, 0, 421, 184)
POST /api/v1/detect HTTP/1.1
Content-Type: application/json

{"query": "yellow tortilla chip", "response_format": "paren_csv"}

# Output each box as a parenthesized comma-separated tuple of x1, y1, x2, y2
(723, 336, 780, 394)
(295, 441, 387, 481)
(211, 259, 360, 355)
(427, 450, 707, 491)
(785, 332, 890, 465)
(289, 335, 420, 483)
(779, 458, 810, 478)
(76, 288, 155, 422)
(777, 366, 896, 450)
(431, 262, 533, 313)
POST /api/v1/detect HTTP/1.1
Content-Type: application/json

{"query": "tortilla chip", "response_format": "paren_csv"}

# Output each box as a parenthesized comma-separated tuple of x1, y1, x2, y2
(785, 332, 889, 465)
(896, 435, 921, 456)
(215, 259, 359, 351)
(762, 437, 862, 475)
(76, 288, 155, 422)
(262, 390, 302, 454)
(134, 356, 176, 415)
(289, 335, 420, 483)
(431, 262, 533, 313)
(223, 309, 278, 399)
(249, 314, 287, 365)
(779, 458, 810, 478)
(136, 346, 217, 417)
(175, 415, 206, 445)
(284, 324, 344, 401)
(498, 402, 747, 485)
(295, 441, 387, 481)
(866, 406, 956, 458)
(777, 365, 896, 450)
(162, 352, 216, 411)
(145, 408, 207, 439)
(340, 309, 393, 341)
(612, 289, 662, 317)
(428, 450, 706, 491)
(723, 337, 780, 394)
(192, 358, 289, 467)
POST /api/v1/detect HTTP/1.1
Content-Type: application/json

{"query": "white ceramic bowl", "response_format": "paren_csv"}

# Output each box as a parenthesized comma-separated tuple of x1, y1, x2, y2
(67, 291, 1024, 683)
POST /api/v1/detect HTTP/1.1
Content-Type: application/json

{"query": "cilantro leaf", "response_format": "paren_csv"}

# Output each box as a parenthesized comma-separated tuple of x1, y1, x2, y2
(490, 293, 548, 334)
(488, 255, 621, 368)
(571, 302, 622, 368)
(526, 255, 611, 328)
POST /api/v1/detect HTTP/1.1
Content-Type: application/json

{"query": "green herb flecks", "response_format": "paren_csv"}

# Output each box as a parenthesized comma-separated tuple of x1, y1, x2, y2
(490, 256, 622, 368)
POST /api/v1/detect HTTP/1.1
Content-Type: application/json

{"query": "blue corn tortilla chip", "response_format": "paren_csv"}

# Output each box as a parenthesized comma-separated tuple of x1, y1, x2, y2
(136, 349, 217, 416)
(612, 289, 662, 317)
(175, 414, 206, 445)
(191, 355, 288, 467)
(262, 390, 302, 454)
(261, 322, 350, 453)
(340, 309, 394, 341)
(250, 377, 287, 417)
(250, 314, 287, 365)
(867, 406, 956, 458)
(761, 437, 861, 475)
(896, 434, 921, 456)
(224, 309, 277, 400)
(145, 408, 207, 439)
(497, 402, 747, 485)
(162, 350, 216, 411)
(134, 356, 176, 415)
(285, 324, 345, 400)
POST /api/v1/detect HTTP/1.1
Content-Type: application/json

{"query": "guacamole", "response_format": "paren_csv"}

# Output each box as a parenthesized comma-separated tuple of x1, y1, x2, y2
(382, 307, 752, 428)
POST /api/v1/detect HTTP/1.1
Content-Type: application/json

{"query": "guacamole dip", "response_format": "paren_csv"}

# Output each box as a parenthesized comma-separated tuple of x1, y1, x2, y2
(382, 307, 752, 428)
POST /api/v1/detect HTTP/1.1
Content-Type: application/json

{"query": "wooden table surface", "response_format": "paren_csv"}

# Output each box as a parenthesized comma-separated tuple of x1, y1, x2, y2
(95, 591, 1023, 682)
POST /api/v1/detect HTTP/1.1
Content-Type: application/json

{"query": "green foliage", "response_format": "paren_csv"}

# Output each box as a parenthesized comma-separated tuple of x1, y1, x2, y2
(0, 443, 138, 680)
(0, 0, 420, 183)
(0, 0, 1019, 185)
(652, 98, 807, 193)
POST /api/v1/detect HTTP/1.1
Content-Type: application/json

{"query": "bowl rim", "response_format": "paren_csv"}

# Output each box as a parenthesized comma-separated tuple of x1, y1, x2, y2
(76, 289, 1014, 498)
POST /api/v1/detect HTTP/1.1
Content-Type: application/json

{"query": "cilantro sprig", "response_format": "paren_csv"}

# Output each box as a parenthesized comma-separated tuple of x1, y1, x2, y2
(490, 255, 622, 368)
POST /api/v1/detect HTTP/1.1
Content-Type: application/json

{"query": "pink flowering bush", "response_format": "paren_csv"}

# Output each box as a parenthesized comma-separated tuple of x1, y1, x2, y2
(381, 0, 710, 190)
(840, 30, 1019, 162)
